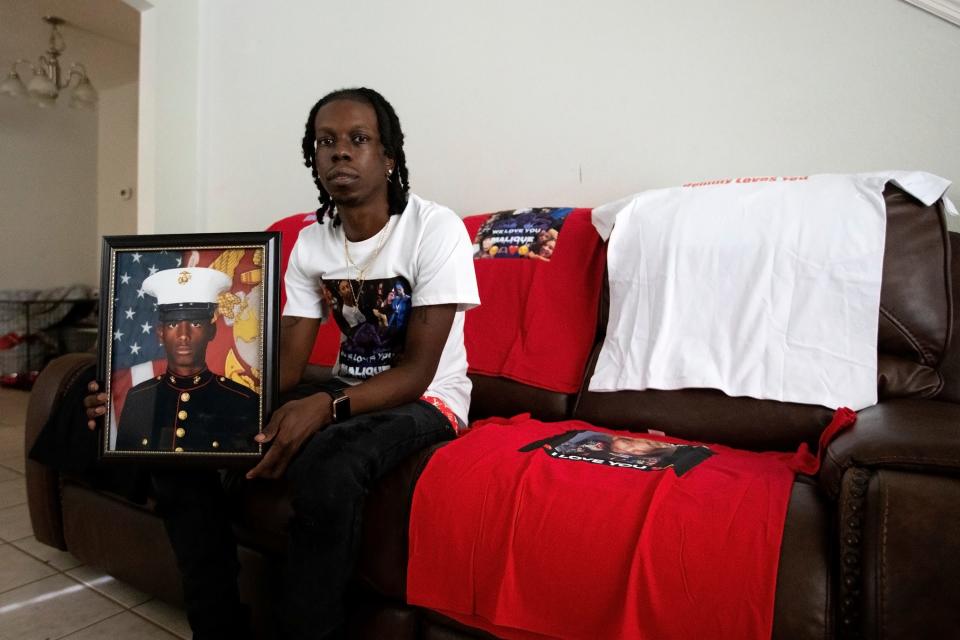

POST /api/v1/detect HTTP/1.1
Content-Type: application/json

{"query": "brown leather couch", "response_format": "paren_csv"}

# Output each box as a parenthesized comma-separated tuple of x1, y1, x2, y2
(25, 186, 960, 639)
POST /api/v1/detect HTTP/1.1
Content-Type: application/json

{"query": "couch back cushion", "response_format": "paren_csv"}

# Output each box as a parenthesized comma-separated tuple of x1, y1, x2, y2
(933, 232, 960, 401)
(463, 208, 606, 422)
(877, 186, 952, 398)
(574, 185, 953, 450)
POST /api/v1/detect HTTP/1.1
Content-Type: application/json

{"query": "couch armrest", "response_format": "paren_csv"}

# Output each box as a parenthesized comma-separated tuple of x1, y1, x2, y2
(820, 398, 960, 499)
(25, 353, 96, 549)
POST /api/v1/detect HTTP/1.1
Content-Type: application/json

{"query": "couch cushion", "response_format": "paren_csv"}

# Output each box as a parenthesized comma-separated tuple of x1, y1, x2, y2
(576, 186, 952, 449)
(934, 231, 960, 402)
(407, 416, 825, 639)
(772, 478, 831, 640)
(573, 346, 835, 451)
(876, 186, 952, 399)
(61, 482, 184, 605)
(878, 187, 951, 368)
(468, 373, 571, 423)
(463, 208, 605, 394)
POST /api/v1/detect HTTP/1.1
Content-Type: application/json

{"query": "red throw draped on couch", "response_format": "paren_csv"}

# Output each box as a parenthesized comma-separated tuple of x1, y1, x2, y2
(407, 410, 854, 640)
(463, 208, 606, 393)
(267, 212, 340, 366)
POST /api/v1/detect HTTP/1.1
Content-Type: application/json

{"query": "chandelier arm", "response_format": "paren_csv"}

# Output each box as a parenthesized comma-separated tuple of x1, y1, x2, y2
(62, 64, 89, 89)
(9, 59, 41, 75)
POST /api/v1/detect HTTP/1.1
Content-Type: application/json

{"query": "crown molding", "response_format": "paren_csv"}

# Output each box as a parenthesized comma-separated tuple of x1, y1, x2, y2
(902, 0, 960, 26)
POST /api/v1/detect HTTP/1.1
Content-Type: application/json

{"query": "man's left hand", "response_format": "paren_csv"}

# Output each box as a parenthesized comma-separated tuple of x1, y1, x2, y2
(245, 392, 333, 480)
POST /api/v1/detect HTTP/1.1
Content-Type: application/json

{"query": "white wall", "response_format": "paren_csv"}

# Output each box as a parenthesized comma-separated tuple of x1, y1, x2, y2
(97, 81, 139, 241)
(137, 0, 199, 234)
(0, 101, 98, 289)
(0, 0, 139, 291)
(140, 0, 960, 234)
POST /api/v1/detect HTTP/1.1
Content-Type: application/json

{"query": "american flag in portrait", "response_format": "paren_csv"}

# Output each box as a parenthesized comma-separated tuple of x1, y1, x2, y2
(108, 250, 185, 447)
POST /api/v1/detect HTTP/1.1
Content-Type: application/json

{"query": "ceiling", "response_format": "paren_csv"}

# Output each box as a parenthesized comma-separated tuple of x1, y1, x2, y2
(4, 0, 140, 47)
(0, 0, 141, 89)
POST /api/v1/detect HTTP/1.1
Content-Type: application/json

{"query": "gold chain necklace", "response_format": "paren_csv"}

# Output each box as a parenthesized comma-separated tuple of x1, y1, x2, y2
(343, 219, 392, 302)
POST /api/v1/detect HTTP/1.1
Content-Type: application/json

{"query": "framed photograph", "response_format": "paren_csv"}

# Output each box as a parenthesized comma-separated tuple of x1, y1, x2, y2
(97, 232, 279, 464)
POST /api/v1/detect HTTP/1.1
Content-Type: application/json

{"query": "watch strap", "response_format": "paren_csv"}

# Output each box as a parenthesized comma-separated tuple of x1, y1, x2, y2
(327, 388, 351, 423)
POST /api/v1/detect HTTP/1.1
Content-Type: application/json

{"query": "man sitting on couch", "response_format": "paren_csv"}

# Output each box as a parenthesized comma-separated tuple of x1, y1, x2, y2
(84, 87, 480, 639)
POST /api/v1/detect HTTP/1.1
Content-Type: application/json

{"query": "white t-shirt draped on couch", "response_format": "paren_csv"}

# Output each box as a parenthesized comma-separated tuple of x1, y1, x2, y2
(590, 172, 954, 411)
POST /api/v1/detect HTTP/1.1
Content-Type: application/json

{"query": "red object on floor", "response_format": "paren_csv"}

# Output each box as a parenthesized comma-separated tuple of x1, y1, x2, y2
(0, 371, 38, 389)
(462, 209, 606, 393)
(0, 332, 23, 350)
(407, 409, 855, 640)
(266, 212, 340, 366)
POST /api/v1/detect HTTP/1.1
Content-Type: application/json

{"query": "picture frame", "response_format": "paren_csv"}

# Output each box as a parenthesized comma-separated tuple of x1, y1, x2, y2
(97, 232, 279, 465)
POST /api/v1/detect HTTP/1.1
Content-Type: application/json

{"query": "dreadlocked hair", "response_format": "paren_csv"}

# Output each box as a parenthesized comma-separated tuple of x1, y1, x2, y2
(301, 87, 410, 226)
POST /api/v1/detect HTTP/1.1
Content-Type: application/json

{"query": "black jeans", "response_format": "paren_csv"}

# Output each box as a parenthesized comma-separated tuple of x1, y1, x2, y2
(152, 382, 455, 640)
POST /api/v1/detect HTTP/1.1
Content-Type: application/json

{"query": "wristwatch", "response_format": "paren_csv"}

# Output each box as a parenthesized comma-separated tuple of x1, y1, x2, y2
(328, 388, 351, 423)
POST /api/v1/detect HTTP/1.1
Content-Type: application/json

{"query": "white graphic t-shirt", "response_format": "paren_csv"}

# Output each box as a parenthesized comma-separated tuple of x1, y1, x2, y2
(283, 194, 481, 423)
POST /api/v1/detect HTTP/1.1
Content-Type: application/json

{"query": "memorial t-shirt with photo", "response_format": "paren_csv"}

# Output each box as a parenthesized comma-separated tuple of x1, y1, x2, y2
(283, 194, 480, 423)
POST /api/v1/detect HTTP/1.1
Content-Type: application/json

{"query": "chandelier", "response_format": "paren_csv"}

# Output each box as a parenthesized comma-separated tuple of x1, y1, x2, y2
(0, 16, 98, 109)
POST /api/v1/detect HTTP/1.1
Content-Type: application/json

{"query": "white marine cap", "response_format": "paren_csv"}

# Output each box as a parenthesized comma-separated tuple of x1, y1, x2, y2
(142, 267, 232, 321)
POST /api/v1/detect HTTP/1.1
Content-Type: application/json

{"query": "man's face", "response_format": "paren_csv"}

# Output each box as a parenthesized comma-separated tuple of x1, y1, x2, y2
(157, 318, 216, 375)
(313, 99, 393, 210)
(338, 280, 354, 304)
(610, 436, 673, 457)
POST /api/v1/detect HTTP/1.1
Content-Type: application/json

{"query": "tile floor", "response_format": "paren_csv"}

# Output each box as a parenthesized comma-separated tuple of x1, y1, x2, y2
(0, 387, 191, 639)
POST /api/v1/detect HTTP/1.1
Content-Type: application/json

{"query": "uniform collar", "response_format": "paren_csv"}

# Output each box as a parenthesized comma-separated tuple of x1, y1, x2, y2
(163, 367, 214, 389)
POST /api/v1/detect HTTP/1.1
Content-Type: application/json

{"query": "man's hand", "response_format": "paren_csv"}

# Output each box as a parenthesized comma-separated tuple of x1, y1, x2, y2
(82, 381, 108, 430)
(245, 392, 334, 480)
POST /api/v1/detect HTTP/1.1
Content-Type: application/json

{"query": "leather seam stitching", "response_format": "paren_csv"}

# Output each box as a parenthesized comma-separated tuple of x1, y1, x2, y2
(880, 478, 889, 640)
(930, 373, 945, 398)
(847, 455, 960, 466)
(879, 304, 934, 366)
(61, 361, 94, 402)
(936, 200, 953, 362)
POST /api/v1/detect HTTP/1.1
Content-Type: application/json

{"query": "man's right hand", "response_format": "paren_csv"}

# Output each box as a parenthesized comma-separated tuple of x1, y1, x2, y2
(245, 391, 334, 480)
(83, 381, 108, 430)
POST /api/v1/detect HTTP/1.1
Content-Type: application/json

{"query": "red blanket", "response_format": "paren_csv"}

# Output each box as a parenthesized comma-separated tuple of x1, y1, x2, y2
(267, 212, 340, 366)
(407, 411, 854, 640)
(463, 209, 606, 393)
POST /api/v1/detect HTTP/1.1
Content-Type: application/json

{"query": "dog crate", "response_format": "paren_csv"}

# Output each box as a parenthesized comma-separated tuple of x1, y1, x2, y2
(0, 291, 98, 389)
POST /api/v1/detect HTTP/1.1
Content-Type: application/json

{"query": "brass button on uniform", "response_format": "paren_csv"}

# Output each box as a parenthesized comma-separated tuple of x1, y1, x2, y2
(180, 392, 191, 402)
(174, 447, 184, 453)
(178, 410, 188, 421)
(176, 427, 186, 438)
(211, 441, 220, 449)
(141, 438, 149, 446)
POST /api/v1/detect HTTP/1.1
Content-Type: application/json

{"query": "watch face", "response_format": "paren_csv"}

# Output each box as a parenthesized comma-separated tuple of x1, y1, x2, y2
(332, 395, 350, 422)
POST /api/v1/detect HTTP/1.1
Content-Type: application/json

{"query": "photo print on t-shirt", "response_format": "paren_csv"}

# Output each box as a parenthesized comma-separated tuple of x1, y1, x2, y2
(472, 207, 574, 262)
(518, 430, 715, 477)
(321, 276, 412, 379)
